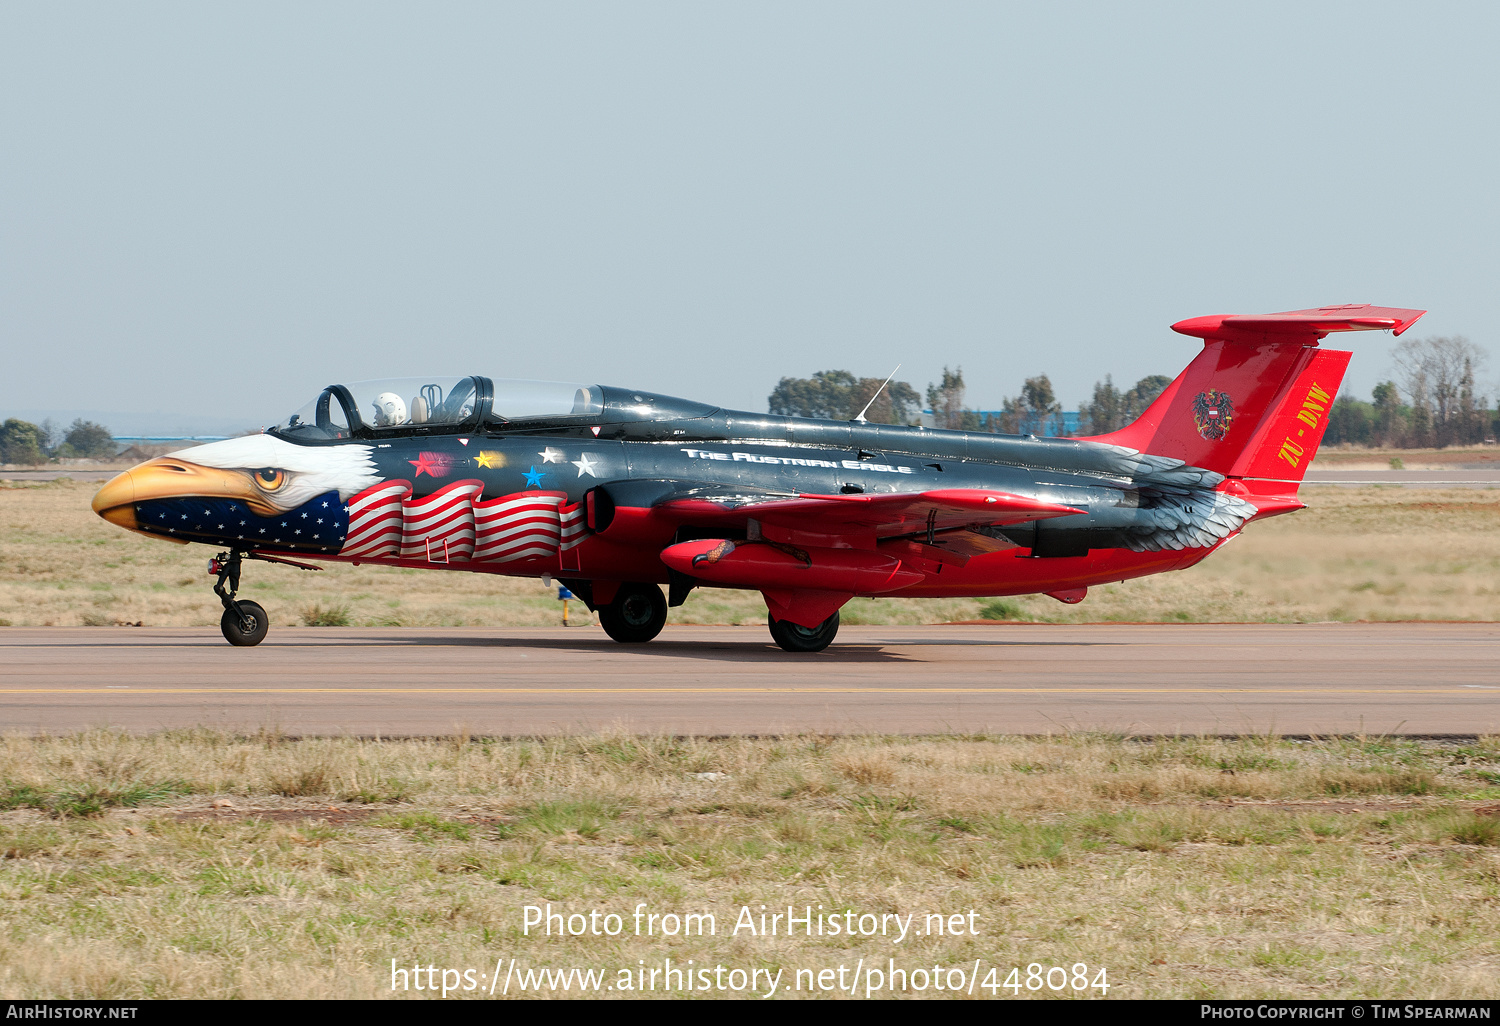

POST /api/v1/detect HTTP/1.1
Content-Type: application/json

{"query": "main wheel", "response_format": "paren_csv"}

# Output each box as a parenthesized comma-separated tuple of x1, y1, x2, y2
(220, 600, 269, 647)
(598, 583, 668, 644)
(768, 610, 839, 652)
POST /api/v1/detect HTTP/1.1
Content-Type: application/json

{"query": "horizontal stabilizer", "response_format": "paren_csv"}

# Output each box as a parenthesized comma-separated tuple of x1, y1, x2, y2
(1173, 304, 1426, 344)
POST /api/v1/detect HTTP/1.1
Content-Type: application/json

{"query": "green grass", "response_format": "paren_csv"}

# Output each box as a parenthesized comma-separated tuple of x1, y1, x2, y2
(0, 731, 1498, 998)
(299, 602, 352, 627)
(0, 779, 191, 817)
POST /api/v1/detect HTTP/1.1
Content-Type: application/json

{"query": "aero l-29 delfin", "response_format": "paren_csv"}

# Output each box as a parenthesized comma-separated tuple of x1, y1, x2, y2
(91, 304, 1424, 651)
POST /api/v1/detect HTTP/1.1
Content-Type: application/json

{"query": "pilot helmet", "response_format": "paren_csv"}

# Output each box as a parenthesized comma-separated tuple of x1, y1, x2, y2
(371, 392, 408, 427)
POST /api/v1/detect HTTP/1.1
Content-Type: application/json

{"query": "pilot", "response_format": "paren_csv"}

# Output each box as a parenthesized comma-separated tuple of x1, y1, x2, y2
(371, 392, 408, 427)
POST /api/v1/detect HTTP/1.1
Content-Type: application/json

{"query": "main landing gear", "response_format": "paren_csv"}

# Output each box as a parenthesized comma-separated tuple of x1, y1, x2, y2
(598, 582, 669, 644)
(211, 551, 268, 647)
(577, 580, 840, 651)
(768, 611, 840, 653)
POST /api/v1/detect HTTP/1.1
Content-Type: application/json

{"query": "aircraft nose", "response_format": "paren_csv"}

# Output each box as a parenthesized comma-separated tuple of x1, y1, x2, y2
(91, 455, 263, 539)
(92, 469, 139, 530)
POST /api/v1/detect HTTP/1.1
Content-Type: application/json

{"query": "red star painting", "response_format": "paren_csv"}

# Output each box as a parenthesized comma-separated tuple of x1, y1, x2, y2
(408, 452, 453, 478)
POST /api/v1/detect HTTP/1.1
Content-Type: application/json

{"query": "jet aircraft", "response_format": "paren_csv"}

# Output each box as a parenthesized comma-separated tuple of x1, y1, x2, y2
(91, 304, 1424, 651)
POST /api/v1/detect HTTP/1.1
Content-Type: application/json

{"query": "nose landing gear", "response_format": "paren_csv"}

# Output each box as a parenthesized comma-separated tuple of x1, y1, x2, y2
(211, 551, 269, 647)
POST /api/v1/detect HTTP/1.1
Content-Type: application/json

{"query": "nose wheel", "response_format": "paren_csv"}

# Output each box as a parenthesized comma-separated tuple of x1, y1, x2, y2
(220, 600, 269, 646)
(212, 551, 269, 647)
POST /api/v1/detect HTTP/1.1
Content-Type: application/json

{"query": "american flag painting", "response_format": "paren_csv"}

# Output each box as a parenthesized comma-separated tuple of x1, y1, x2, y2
(560, 503, 586, 550)
(473, 492, 566, 562)
(342, 479, 583, 565)
(342, 481, 412, 559)
(400, 481, 483, 562)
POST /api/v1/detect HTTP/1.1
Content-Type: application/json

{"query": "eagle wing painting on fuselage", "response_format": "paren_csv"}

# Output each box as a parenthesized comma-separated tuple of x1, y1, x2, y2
(89, 304, 1425, 651)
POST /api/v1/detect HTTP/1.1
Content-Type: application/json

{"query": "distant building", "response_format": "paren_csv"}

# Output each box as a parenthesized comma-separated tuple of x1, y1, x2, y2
(917, 410, 1081, 436)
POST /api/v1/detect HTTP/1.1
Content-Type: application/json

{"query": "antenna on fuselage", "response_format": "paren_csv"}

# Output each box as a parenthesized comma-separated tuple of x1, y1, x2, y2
(853, 364, 901, 424)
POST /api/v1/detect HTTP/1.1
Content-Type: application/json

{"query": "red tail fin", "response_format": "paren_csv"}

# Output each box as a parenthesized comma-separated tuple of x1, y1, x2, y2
(1230, 349, 1350, 486)
(1085, 304, 1425, 476)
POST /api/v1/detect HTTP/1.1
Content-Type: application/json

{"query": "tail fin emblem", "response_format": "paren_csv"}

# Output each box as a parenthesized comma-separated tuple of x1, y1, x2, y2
(1191, 390, 1235, 441)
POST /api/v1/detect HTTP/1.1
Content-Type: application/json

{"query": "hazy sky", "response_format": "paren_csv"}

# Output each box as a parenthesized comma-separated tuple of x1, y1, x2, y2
(3, 2, 1497, 432)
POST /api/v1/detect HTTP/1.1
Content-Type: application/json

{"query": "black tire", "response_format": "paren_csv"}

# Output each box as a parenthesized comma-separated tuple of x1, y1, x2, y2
(220, 601, 269, 647)
(768, 610, 839, 653)
(598, 583, 668, 644)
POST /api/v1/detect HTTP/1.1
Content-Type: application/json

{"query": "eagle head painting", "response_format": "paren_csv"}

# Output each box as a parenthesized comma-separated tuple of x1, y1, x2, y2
(91, 435, 381, 553)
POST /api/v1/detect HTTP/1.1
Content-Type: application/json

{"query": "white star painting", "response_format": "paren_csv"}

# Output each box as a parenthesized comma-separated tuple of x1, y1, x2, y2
(572, 453, 599, 478)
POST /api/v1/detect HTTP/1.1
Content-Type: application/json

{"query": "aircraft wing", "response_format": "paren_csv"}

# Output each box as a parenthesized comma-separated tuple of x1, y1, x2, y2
(654, 487, 1079, 538)
(647, 487, 1081, 626)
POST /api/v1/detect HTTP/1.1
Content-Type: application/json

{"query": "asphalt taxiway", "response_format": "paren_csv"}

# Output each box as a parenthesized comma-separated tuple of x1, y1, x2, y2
(1, 624, 1495, 736)
(1302, 469, 1500, 488)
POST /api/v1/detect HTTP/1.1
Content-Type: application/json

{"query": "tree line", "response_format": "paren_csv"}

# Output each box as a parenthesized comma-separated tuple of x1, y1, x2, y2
(767, 336, 1495, 449)
(0, 418, 115, 466)
(1324, 336, 1495, 448)
(767, 367, 1170, 435)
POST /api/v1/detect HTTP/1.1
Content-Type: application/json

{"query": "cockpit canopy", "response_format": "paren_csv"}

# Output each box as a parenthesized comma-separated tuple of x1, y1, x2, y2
(270, 377, 607, 441)
(493, 379, 604, 423)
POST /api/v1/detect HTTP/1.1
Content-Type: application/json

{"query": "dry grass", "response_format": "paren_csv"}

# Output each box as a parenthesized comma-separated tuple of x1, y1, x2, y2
(4, 479, 1500, 628)
(0, 730, 1498, 999)
(1314, 445, 1500, 468)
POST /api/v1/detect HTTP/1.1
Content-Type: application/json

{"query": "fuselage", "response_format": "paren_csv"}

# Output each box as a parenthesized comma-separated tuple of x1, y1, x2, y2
(86, 304, 1428, 648)
(91, 380, 1226, 602)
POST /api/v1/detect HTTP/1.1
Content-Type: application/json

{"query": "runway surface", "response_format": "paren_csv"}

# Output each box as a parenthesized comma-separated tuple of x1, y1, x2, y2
(1303, 469, 1500, 488)
(1, 624, 1497, 736)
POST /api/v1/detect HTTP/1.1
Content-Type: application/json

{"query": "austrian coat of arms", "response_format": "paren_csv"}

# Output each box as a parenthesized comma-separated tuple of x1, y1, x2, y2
(1191, 389, 1234, 441)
